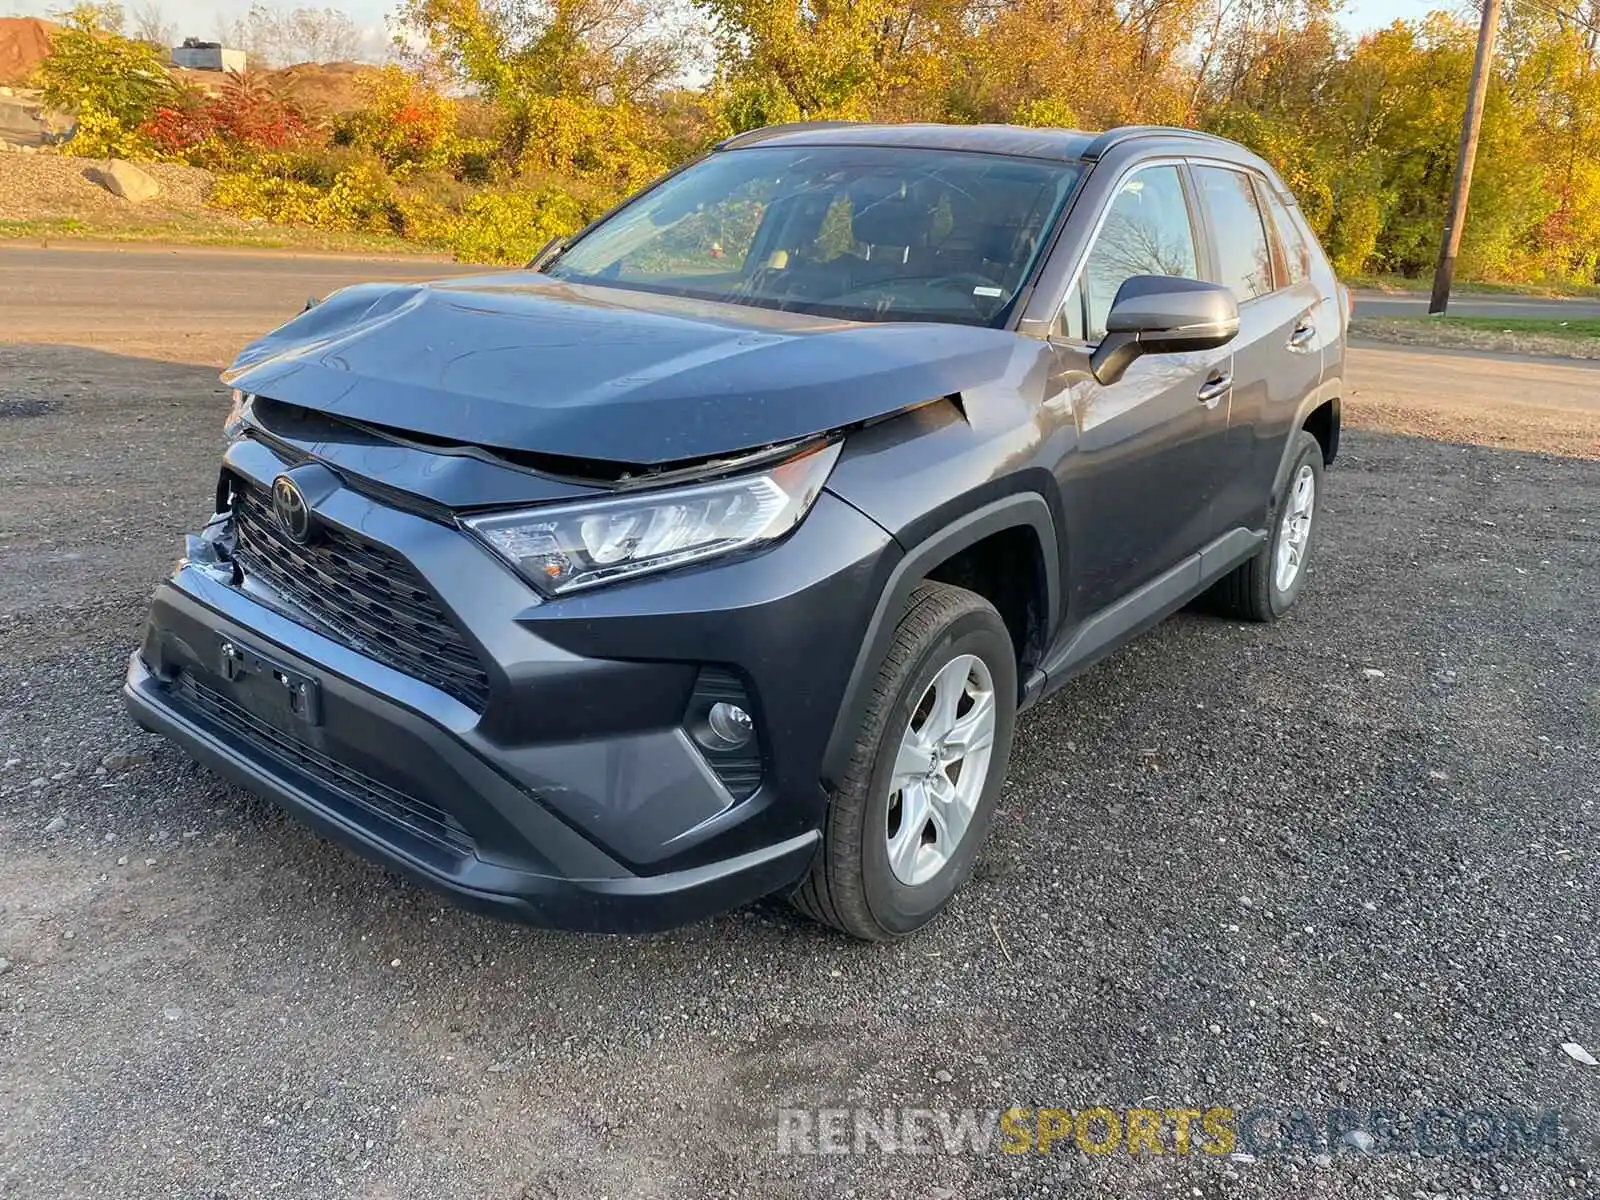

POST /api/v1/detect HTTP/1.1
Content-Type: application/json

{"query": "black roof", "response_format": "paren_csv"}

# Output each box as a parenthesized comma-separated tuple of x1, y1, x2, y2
(717, 122, 1246, 165)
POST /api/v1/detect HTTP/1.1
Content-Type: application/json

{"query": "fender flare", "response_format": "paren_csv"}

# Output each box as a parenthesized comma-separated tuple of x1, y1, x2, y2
(819, 493, 1060, 788)
(1271, 389, 1341, 502)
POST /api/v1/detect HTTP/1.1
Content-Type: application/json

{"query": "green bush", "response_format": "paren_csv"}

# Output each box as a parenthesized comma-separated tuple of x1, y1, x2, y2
(447, 189, 588, 265)
(210, 172, 324, 224)
(37, 6, 172, 158)
(1328, 191, 1384, 278)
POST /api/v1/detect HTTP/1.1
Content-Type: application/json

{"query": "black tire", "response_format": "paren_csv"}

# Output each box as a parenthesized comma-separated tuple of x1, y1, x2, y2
(1210, 430, 1325, 622)
(791, 582, 1017, 941)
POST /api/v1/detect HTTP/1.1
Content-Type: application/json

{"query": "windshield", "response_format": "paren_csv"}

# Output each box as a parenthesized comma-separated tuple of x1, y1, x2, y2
(543, 146, 1082, 328)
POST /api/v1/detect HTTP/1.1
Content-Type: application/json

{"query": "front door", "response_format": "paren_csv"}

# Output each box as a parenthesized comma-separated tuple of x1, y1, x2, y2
(1047, 161, 1236, 619)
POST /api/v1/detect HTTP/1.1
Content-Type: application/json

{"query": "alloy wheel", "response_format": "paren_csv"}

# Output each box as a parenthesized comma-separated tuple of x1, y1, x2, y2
(1273, 463, 1316, 593)
(884, 653, 997, 886)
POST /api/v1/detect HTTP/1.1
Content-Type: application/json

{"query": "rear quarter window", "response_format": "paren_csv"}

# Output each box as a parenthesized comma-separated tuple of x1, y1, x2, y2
(1257, 183, 1313, 285)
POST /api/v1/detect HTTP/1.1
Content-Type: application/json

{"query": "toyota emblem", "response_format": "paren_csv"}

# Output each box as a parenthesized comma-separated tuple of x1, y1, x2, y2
(271, 475, 313, 544)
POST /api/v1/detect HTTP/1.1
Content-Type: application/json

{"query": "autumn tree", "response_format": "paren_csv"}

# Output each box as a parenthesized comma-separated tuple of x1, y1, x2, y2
(129, 0, 175, 47)
(217, 3, 369, 66)
(37, 3, 172, 154)
(394, 0, 693, 188)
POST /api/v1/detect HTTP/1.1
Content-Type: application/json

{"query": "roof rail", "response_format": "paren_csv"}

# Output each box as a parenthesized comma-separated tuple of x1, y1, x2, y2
(715, 121, 864, 151)
(1081, 125, 1239, 161)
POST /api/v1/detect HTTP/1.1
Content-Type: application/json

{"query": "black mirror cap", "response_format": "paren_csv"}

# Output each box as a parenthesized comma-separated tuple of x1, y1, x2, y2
(1105, 274, 1240, 344)
(1091, 275, 1240, 385)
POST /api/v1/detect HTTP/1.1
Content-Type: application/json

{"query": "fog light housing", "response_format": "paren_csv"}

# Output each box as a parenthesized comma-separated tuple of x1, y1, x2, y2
(705, 701, 754, 749)
(686, 668, 762, 799)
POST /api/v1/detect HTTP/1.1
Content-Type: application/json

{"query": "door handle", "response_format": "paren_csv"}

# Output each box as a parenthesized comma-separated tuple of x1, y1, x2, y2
(1288, 320, 1316, 349)
(1196, 372, 1232, 406)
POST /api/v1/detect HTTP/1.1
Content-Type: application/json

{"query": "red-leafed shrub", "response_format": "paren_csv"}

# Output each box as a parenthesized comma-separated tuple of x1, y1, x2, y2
(209, 71, 313, 149)
(333, 65, 460, 172)
(141, 98, 215, 155)
(141, 70, 315, 163)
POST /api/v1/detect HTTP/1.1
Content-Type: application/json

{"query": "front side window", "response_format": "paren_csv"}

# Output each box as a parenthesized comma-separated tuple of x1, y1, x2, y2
(544, 146, 1081, 328)
(1195, 165, 1274, 302)
(1060, 164, 1201, 341)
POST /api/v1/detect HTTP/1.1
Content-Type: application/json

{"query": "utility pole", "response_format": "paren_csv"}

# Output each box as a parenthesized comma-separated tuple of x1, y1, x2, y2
(1429, 0, 1503, 315)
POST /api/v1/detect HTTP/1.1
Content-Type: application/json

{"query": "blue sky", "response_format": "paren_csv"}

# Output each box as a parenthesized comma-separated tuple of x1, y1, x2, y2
(3, 0, 1444, 57)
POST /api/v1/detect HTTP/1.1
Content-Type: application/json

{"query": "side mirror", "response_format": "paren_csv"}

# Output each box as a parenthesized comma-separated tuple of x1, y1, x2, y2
(527, 237, 567, 271)
(1089, 276, 1239, 385)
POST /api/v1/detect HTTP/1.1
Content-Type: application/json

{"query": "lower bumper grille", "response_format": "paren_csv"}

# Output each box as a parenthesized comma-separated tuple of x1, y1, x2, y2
(173, 673, 475, 859)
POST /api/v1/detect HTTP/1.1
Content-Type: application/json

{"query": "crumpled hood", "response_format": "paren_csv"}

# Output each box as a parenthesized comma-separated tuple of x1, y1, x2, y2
(222, 273, 1020, 466)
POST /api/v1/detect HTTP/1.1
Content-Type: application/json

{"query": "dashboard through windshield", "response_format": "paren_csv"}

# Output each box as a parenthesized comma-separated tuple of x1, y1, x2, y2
(543, 145, 1082, 327)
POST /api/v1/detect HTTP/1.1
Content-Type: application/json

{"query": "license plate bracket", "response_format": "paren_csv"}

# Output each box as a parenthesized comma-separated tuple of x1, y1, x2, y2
(218, 637, 322, 726)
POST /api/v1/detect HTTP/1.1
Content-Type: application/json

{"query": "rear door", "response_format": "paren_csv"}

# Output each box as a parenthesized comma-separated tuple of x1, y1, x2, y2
(1190, 162, 1324, 536)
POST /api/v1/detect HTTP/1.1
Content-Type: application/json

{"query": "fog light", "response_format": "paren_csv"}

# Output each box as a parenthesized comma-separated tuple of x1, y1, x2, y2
(706, 701, 754, 748)
(686, 667, 762, 798)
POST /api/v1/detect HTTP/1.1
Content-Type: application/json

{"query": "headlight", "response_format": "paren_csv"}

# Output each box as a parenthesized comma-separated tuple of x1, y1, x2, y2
(462, 442, 842, 595)
(224, 389, 253, 439)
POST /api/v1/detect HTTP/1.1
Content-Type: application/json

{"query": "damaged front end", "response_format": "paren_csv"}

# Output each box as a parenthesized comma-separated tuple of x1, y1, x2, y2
(216, 387, 862, 605)
(220, 274, 1020, 468)
(179, 511, 237, 587)
(177, 389, 249, 587)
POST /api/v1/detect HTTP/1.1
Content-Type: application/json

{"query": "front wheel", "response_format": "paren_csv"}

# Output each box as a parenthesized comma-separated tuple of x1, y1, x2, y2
(1209, 429, 1325, 622)
(791, 582, 1017, 941)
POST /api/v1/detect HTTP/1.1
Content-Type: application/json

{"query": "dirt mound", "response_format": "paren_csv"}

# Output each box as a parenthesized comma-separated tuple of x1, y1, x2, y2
(269, 61, 368, 116)
(165, 59, 371, 116)
(0, 17, 55, 85)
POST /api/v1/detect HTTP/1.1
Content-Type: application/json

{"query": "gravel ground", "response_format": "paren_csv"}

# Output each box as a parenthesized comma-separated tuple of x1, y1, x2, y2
(1, 298, 1598, 1198)
(0, 151, 220, 222)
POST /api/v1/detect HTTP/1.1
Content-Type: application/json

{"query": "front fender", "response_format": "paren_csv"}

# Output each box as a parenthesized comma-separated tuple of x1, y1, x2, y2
(818, 492, 1059, 788)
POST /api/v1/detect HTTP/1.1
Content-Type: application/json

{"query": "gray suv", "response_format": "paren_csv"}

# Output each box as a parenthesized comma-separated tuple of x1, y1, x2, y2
(125, 122, 1346, 940)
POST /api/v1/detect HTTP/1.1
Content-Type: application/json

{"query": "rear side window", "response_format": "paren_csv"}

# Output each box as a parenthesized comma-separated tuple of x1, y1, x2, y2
(1257, 182, 1312, 285)
(1061, 164, 1201, 341)
(1194, 165, 1274, 302)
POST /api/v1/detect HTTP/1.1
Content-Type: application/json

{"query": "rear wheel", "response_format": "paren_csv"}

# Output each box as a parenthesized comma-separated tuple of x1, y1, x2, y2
(791, 582, 1017, 941)
(1210, 430, 1324, 622)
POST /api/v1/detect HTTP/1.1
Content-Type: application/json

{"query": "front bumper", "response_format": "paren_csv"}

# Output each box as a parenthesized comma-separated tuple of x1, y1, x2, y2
(125, 650, 818, 932)
(124, 438, 900, 933)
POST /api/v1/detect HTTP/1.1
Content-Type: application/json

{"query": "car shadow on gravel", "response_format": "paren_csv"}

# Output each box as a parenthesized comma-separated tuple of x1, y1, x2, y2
(2, 342, 1598, 1199)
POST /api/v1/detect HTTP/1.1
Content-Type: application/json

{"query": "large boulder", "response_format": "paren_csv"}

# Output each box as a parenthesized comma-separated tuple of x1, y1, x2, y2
(86, 160, 161, 203)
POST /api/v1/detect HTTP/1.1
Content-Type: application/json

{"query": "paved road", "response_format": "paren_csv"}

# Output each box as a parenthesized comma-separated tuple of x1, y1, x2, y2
(6, 242, 1600, 359)
(0, 243, 485, 353)
(1353, 289, 1600, 320)
(1349, 341, 1600, 412)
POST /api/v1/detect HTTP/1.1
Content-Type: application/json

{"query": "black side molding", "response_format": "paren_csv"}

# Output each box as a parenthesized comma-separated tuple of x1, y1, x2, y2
(1036, 527, 1265, 689)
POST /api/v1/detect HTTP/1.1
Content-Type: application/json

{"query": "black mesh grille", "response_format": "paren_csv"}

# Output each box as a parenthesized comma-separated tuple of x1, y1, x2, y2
(173, 673, 475, 858)
(229, 480, 490, 710)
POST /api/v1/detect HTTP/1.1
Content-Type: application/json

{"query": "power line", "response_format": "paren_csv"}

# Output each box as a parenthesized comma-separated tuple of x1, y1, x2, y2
(1491, 0, 1600, 41)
